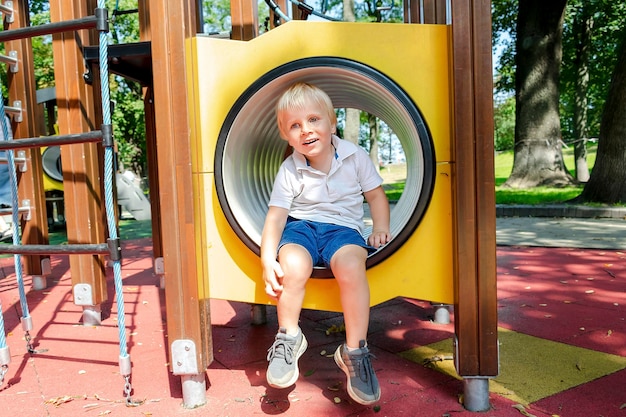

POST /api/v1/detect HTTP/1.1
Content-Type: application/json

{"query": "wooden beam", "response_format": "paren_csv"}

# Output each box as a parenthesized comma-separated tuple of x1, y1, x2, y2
(49, 0, 107, 306)
(451, 0, 498, 377)
(6, 0, 50, 277)
(230, 0, 258, 40)
(405, 0, 447, 23)
(137, 0, 163, 263)
(149, 0, 213, 372)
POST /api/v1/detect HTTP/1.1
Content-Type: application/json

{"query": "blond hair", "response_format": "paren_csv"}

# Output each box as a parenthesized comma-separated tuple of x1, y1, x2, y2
(276, 82, 337, 134)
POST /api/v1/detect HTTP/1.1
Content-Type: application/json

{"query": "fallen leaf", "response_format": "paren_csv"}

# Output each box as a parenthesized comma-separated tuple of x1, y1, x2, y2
(320, 350, 327, 356)
(45, 396, 77, 407)
(512, 403, 537, 417)
(333, 397, 341, 404)
(303, 369, 316, 377)
(607, 330, 613, 336)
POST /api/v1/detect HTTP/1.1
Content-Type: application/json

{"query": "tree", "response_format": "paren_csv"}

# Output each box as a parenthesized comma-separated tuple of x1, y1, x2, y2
(560, 1, 626, 182)
(575, 26, 626, 204)
(504, 0, 574, 188)
(569, 2, 593, 182)
(494, 1, 626, 189)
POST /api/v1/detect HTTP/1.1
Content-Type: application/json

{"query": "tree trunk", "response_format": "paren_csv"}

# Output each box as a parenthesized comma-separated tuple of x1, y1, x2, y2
(342, 0, 359, 146)
(368, 113, 379, 168)
(344, 108, 360, 145)
(576, 27, 626, 204)
(504, 0, 574, 188)
(572, 6, 593, 183)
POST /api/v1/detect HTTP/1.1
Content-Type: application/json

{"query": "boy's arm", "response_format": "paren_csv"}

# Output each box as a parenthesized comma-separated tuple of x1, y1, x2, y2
(364, 186, 391, 248)
(261, 206, 289, 298)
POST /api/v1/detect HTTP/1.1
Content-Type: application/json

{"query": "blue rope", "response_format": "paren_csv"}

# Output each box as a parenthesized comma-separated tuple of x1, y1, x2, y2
(0, 98, 30, 322)
(97, 0, 128, 361)
(0, 298, 6, 349)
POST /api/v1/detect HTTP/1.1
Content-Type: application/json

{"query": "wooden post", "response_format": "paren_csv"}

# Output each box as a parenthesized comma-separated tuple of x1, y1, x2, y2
(149, 0, 212, 408)
(49, 0, 107, 325)
(405, 0, 448, 23)
(230, 0, 258, 40)
(137, 0, 164, 281)
(6, 1, 51, 288)
(451, 0, 498, 410)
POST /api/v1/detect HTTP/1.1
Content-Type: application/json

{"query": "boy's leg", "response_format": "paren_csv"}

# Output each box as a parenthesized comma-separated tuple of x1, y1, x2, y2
(330, 244, 381, 405)
(266, 244, 312, 389)
(329, 244, 370, 348)
(276, 243, 313, 335)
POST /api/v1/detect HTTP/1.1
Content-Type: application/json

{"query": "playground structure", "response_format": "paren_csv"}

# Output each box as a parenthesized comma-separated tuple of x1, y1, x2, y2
(0, 0, 497, 412)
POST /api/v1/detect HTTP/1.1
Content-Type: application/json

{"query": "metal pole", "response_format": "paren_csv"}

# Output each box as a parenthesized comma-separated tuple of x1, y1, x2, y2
(0, 15, 98, 42)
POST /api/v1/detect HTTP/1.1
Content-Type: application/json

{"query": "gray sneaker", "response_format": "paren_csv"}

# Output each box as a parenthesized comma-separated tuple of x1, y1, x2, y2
(266, 327, 308, 388)
(334, 340, 381, 405)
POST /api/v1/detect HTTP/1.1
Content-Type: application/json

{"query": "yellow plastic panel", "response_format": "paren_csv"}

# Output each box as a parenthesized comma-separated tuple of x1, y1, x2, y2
(187, 21, 455, 311)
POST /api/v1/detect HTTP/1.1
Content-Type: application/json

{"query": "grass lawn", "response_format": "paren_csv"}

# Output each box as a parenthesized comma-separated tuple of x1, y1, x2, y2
(381, 143, 601, 205)
(495, 144, 596, 204)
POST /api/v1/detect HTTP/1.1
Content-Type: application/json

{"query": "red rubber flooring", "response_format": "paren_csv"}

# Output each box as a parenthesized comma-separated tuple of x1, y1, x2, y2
(0, 238, 624, 416)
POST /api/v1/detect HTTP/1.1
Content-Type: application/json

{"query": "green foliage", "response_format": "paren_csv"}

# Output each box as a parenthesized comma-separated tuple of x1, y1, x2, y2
(492, 1, 626, 146)
(106, 0, 147, 176)
(201, 0, 232, 33)
(494, 96, 515, 151)
(559, 0, 626, 144)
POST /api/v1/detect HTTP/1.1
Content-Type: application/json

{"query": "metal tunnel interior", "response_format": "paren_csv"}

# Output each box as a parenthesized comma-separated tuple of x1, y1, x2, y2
(214, 57, 436, 269)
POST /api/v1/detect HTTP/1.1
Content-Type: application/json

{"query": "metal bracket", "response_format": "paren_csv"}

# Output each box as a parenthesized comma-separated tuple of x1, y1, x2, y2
(154, 256, 164, 274)
(19, 199, 31, 221)
(4, 100, 22, 123)
(73, 283, 94, 306)
(0, 50, 18, 73)
(41, 257, 52, 276)
(14, 150, 27, 172)
(171, 339, 199, 375)
(0, 1, 14, 24)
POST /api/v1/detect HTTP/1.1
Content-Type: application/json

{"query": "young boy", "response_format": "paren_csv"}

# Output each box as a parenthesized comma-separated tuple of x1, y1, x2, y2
(261, 82, 391, 405)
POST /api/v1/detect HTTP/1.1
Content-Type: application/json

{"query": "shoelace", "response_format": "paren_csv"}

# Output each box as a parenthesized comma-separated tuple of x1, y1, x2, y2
(348, 349, 377, 383)
(267, 336, 295, 364)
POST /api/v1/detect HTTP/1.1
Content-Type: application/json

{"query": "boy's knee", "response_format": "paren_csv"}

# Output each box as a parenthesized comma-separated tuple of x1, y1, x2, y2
(330, 246, 367, 271)
(279, 245, 313, 278)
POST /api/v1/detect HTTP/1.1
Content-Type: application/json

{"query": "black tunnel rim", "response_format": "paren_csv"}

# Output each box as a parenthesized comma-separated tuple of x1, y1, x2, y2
(214, 56, 436, 270)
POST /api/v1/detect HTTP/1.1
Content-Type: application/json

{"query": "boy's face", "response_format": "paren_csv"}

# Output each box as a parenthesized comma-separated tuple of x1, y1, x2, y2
(278, 97, 336, 162)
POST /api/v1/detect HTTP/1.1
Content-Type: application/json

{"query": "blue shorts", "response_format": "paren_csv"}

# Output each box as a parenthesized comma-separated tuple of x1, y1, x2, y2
(278, 217, 377, 267)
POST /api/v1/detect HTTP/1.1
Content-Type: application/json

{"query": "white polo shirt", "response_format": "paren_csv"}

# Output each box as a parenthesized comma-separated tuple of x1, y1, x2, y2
(269, 135, 383, 235)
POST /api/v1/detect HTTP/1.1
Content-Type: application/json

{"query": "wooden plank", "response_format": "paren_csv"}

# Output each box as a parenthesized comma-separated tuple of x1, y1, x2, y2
(49, 0, 107, 305)
(405, 0, 447, 23)
(137, 0, 163, 262)
(149, 0, 213, 371)
(230, 0, 258, 40)
(471, 0, 499, 377)
(6, 0, 50, 276)
(451, 0, 498, 377)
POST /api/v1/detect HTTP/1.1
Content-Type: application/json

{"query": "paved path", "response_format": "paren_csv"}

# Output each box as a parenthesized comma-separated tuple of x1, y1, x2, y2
(497, 217, 626, 250)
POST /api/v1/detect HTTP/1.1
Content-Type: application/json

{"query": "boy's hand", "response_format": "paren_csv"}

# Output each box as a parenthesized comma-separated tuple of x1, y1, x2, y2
(368, 230, 391, 249)
(263, 260, 285, 299)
